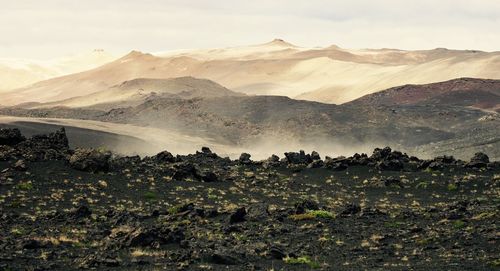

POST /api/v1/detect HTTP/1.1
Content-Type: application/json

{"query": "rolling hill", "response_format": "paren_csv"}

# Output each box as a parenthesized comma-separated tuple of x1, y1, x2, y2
(2, 78, 498, 160)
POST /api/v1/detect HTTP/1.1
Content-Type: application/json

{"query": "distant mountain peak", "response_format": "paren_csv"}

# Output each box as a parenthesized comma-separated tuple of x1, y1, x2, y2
(263, 38, 297, 47)
(326, 44, 341, 50)
(122, 50, 152, 59)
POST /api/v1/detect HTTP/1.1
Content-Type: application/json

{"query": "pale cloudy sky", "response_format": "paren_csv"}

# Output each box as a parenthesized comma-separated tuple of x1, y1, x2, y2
(1, 0, 499, 59)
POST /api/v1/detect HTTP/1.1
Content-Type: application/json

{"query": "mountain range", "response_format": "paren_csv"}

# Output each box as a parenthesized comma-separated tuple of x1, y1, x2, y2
(0, 40, 498, 160)
(1, 39, 500, 106)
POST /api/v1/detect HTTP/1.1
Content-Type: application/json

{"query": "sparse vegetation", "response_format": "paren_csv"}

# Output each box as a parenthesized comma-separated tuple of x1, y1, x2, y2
(17, 181, 33, 190)
(453, 220, 466, 229)
(143, 191, 157, 200)
(289, 210, 335, 221)
(447, 183, 458, 191)
(283, 256, 321, 269)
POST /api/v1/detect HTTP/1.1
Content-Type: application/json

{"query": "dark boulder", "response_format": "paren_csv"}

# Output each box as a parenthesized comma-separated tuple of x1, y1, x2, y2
(0, 128, 25, 146)
(307, 159, 324, 168)
(371, 147, 407, 171)
(0, 145, 14, 161)
(371, 147, 392, 160)
(247, 203, 269, 221)
(155, 150, 175, 163)
(109, 155, 141, 170)
(350, 153, 370, 166)
(311, 151, 321, 161)
(324, 157, 348, 171)
(294, 199, 319, 214)
(284, 150, 313, 165)
(16, 128, 69, 161)
(263, 154, 280, 168)
(341, 203, 361, 216)
(22, 239, 52, 250)
(12, 159, 27, 171)
(383, 176, 403, 187)
(199, 170, 219, 182)
(29, 127, 69, 151)
(197, 147, 218, 158)
(238, 153, 252, 164)
(127, 229, 167, 247)
(229, 207, 247, 224)
(69, 148, 112, 172)
(419, 155, 457, 170)
(69, 205, 92, 220)
(172, 163, 198, 181)
(268, 246, 287, 259)
(467, 152, 489, 168)
(376, 159, 404, 171)
(172, 163, 219, 182)
(203, 251, 243, 265)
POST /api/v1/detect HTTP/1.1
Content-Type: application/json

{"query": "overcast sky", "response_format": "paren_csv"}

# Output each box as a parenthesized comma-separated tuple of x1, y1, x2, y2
(1, 0, 499, 59)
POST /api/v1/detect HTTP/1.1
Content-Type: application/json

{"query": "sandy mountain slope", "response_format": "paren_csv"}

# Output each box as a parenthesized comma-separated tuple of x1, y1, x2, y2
(2, 40, 500, 106)
(0, 116, 236, 156)
(28, 77, 242, 109)
(0, 49, 117, 91)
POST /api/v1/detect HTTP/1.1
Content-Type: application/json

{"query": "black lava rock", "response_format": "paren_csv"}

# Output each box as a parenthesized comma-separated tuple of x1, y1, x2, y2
(229, 207, 247, 224)
(341, 203, 361, 216)
(467, 152, 490, 168)
(69, 148, 112, 172)
(284, 150, 313, 165)
(155, 150, 176, 163)
(294, 199, 319, 214)
(0, 128, 25, 146)
(238, 153, 252, 164)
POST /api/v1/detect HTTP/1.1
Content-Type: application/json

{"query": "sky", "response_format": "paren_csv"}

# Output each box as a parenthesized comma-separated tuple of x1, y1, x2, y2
(1, 0, 499, 59)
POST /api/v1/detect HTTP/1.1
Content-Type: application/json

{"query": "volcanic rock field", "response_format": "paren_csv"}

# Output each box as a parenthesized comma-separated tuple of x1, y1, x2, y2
(0, 128, 498, 270)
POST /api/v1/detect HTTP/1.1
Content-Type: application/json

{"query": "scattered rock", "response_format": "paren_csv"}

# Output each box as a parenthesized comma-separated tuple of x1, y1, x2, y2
(70, 205, 92, 219)
(247, 203, 269, 220)
(13, 159, 27, 171)
(268, 246, 286, 259)
(229, 207, 247, 224)
(69, 148, 112, 172)
(127, 228, 167, 247)
(238, 153, 252, 164)
(341, 203, 361, 216)
(171, 163, 198, 181)
(97, 180, 108, 189)
(311, 151, 321, 161)
(198, 147, 218, 158)
(15, 128, 69, 161)
(324, 157, 348, 170)
(467, 152, 489, 168)
(0, 128, 25, 146)
(307, 159, 324, 168)
(263, 154, 280, 168)
(284, 150, 312, 165)
(371, 147, 407, 171)
(155, 150, 175, 163)
(21, 239, 52, 250)
(199, 170, 219, 182)
(203, 251, 243, 265)
(294, 199, 319, 214)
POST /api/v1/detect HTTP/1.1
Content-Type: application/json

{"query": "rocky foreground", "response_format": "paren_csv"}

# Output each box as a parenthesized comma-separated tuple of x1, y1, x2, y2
(0, 128, 499, 270)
